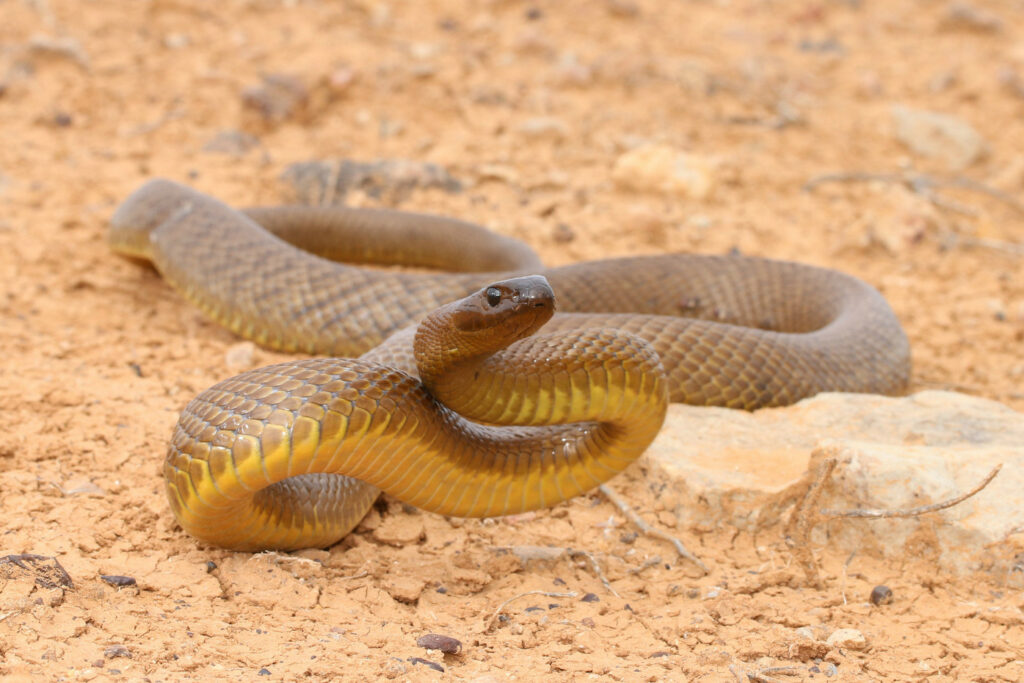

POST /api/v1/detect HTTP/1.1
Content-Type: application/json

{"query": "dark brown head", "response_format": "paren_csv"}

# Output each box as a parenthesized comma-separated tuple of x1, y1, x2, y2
(450, 275, 554, 334)
(414, 275, 556, 380)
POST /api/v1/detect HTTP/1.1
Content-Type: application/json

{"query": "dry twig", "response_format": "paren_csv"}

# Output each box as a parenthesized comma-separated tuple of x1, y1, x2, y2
(484, 590, 577, 631)
(784, 457, 837, 588)
(951, 236, 1024, 256)
(731, 664, 802, 683)
(599, 483, 709, 574)
(751, 667, 802, 683)
(804, 170, 1024, 217)
(568, 549, 620, 598)
(821, 464, 1002, 518)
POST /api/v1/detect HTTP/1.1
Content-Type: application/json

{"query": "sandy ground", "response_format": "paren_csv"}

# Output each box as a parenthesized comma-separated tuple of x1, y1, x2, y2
(2, 0, 1024, 680)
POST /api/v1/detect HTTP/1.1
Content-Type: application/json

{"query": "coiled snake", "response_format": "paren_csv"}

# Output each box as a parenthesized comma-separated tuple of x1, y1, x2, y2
(111, 179, 910, 551)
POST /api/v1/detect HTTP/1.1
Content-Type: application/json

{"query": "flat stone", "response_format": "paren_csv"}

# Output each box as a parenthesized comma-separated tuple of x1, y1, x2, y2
(892, 105, 986, 169)
(646, 391, 1024, 573)
(612, 144, 716, 199)
(826, 628, 869, 651)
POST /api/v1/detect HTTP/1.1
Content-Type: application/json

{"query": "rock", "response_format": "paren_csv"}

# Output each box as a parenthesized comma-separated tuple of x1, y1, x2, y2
(103, 644, 131, 659)
(646, 391, 1024, 573)
(612, 144, 716, 199)
(224, 341, 255, 370)
(203, 130, 260, 156)
(241, 73, 308, 123)
(517, 116, 569, 141)
(892, 105, 986, 169)
(826, 628, 869, 651)
(281, 159, 462, 204)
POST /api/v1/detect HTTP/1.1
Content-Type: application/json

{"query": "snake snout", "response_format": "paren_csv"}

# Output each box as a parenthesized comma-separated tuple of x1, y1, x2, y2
(503, 275, 555, 310)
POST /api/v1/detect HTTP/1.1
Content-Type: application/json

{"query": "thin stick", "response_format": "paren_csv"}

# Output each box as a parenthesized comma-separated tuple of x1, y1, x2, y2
(627, 556, 662, 574)
(804, 170, 1024, 216)
(338, 570, 369, 581)
(803, 171, 901, 191)
(839, 551, 857, 606)
(953, 236, 1024, 256)
(599, 484, 709, 574)
(748, 666, 802, 683)
(784, 457, 837, 589)
(821, 464, 1002, 518)
(569, 549, 620, 598)
(485, 590, 577, 631)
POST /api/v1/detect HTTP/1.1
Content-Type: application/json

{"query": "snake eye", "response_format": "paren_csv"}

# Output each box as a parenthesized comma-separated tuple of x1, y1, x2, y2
(485, 287, 502, 307)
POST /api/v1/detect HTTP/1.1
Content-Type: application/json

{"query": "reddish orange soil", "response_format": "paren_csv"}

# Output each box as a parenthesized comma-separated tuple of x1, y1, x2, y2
(1, 1, 1023, 680)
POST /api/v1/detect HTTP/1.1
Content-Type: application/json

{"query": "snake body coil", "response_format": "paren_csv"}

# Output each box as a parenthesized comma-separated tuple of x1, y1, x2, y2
(111, 179, 911, 550)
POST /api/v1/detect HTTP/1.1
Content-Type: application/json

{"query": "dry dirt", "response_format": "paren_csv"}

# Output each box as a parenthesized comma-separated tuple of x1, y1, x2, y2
(2, 0, 1024, 681)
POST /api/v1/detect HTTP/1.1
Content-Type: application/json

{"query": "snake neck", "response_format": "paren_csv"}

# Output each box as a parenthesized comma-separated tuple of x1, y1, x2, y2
(412, 274, 556, 411)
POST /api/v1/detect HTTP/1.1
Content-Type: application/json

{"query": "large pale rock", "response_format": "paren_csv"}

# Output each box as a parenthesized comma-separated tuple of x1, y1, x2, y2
(645, 391, 1024, 572)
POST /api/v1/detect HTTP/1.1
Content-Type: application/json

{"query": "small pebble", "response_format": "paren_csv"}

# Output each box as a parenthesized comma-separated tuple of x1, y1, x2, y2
(581, 593, 600, 603)
(257, 668, 270, 676)
(100, 575, 136, 587)
(552, 223, 575, 244)
(241, 73, 308, 122)
(870, 585, 894, 605)
(104, 645, 131, 659)
(416, 633, 462, 654)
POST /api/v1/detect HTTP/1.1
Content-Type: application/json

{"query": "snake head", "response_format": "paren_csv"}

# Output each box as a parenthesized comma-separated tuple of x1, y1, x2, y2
(414, 275, 556, 375)
(450, 275, 555, 335)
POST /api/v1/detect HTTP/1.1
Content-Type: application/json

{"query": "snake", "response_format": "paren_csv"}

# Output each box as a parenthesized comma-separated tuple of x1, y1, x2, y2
(110, 179, 911, 551)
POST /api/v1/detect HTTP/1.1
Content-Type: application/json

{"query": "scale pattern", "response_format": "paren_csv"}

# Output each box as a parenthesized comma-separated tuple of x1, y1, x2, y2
(110, 179, 911, 550)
